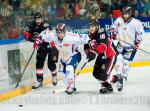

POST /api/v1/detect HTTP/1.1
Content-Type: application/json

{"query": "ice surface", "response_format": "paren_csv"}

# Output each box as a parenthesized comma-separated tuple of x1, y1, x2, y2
(0, 66, 150, 111)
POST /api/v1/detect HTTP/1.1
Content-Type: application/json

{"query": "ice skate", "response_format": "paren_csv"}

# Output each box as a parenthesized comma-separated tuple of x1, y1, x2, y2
(52, 75, 57, 86)
(32, 81, 43, 89)
(116, 75, 124, 92)
(100, 82, 113, 94)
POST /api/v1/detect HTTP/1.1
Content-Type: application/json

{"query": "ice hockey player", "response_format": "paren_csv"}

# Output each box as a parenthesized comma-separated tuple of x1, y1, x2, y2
(39, 23, 90, 95)
(84, 19, 124, 93)
(110, 6, 144, 81)
(23, 12, 59, 89)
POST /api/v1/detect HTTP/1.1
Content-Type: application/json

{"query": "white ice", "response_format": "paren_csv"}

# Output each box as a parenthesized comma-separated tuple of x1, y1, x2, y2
(0, 66, 150, 111)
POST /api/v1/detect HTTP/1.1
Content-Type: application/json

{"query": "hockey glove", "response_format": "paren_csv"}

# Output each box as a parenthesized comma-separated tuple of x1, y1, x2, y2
(85, 49, 97, 62)
(109, 28, 117, 40)
(132, 40, 140, 50)
(89, 39, 98, 50)
(33, 37, 43, 49)
(84, 44, 90, 50)
(49, 41, 55, 48)
(23, 32, 31, 40)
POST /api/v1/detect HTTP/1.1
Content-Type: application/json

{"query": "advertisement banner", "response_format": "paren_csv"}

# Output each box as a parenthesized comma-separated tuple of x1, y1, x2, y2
(50, 17, 150, 34)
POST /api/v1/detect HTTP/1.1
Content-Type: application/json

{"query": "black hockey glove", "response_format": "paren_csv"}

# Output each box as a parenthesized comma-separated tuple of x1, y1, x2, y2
(85, 49, 97, 62)
(28, 32, 40, 42)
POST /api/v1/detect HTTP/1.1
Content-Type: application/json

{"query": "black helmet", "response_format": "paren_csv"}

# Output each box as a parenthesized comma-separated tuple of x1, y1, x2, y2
(34, 12, 42, 19)
(89, 19, 99, 29)
(122, 6, 132, 16)
(56, 23, 66, 33)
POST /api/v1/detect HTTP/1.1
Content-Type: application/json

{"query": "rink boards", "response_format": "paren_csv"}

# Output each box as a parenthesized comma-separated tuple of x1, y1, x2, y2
(0, 32, 150, 101)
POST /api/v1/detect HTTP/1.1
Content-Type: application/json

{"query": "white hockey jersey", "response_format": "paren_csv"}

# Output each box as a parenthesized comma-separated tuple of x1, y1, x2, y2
(39, 29, 90, 62)
(111, 17, 144, 48)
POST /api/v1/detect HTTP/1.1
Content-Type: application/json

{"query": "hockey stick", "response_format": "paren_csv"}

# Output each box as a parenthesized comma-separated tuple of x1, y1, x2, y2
(15, 49, 35, 88)
(117, 38, 150, 55)
(73, 60, 88, 92)
(76, 60, 88, 77)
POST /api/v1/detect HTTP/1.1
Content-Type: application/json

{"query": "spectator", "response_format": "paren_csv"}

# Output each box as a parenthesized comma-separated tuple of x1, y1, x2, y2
(74, 0, 80, 17)
(8, 0, 21, 12)
(97, 0, 109, 18)
(56, 3, 66, 20)
(108, 0, 120, 17)
(47, 4, 57, 20)
(120, 0, 131, 9)
(146, 9, 150, 16)
(134, 9, 140, 17)
(142, 0, 150, 16)
(79, 3, 86, 19)
(130, 0, 138, 13)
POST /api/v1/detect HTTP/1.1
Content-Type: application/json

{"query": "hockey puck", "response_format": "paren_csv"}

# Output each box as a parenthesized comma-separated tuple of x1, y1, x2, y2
(52, 90, 55, 94)
(18, 104, 23, 107)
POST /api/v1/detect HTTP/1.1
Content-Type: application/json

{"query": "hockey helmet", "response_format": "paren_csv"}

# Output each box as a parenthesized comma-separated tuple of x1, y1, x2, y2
(34, 12, 42, 19)
(88, 19, 100, 29)
(56, 23, 66, 33)
(121, 6, 132, 16)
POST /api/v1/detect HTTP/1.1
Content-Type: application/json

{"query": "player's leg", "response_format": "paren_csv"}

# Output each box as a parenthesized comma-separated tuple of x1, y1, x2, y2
(115, 54, 123, 76)
(92, 55, 113, 93)
(93, 55, 118, 93)
(32, 48, 47, 89)
(115, 42, 124, 77)
(122, 50, 137, 81)
(48, 46, 59, 86)
(65, 52, 81, 95)
(58, 61, 67, 86)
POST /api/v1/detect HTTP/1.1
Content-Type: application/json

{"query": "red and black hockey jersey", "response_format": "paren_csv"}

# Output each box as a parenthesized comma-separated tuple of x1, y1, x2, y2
(89, 30, 118, 59)
(23, 21, 51, 42)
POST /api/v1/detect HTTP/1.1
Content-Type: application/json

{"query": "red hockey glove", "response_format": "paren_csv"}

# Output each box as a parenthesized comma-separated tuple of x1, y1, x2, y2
(33, 38, 43, 49)
(23, 32, 31, 40)
(49, 41, 55, 48)
(132, 40, 140, 50)
(109, 28, 117, 40)
(89, 39, 98, 50)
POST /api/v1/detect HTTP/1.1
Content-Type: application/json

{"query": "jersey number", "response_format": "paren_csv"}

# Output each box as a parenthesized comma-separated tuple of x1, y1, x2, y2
(100, 34, 105, 39)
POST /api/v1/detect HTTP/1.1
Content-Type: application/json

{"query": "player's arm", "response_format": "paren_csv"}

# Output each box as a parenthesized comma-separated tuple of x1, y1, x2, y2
(39, 29, 56, 47)
(133, 20, 144, 50)
(23, 24, 38, 42)
(89, 32, 108, 54)
(135, 20, 144, 42)
(71, 33, 90, 46)
(109, 18, 120, 40)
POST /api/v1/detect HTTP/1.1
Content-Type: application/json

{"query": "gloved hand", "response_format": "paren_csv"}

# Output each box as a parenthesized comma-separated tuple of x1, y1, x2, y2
(89, 39, 98, 50)
(49, 41, 55, 48)
(23, 32, 31, 40)
(85, 49, 97, 62)
(132, 40, 140, 50)
(32, 32, 40, 41)
(109, 28, 117, 40)
(33, 37, 43, 49)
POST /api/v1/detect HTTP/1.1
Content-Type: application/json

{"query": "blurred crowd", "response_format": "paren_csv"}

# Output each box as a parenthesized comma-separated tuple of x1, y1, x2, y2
(0, 0, 150, 40)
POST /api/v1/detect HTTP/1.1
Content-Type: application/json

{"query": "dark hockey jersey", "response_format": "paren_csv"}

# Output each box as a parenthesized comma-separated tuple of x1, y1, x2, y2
(24, 21, 51, 42)
(89, 30, 118, 59)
